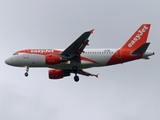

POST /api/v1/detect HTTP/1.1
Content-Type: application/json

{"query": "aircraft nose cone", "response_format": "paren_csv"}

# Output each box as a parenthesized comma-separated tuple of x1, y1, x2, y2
(5, 58, 12, 65)
(153, 52, 155, 55)
(5, 58, 9, 65)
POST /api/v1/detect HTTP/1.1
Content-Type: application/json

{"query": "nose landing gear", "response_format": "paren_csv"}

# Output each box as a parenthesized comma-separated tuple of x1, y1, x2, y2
(24, 66, 29, 77)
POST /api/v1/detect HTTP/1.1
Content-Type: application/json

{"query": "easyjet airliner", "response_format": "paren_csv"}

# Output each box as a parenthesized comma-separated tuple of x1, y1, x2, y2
(5, 24, 154, 82)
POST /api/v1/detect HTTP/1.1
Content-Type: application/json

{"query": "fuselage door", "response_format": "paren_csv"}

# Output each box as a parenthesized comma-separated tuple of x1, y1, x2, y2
(116, 49, 122, 58)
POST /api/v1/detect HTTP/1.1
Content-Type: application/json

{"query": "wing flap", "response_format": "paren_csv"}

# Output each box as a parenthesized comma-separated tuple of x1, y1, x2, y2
(77, 69, 99, 78)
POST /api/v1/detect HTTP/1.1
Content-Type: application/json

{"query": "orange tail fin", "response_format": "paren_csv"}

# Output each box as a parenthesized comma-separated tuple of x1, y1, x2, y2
(121, 24, 151, 50)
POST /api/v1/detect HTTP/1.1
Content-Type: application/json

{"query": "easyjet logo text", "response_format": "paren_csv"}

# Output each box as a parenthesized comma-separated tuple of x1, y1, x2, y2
(128, 25, 148, 47)
(30, 49, 54, 54)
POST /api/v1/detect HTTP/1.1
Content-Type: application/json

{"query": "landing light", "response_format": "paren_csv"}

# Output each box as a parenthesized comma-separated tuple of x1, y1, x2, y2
(62, 60, 71, 64)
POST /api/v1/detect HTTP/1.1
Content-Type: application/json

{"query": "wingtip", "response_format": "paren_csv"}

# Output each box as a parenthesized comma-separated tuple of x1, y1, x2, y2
(95, 74, 99, 78)
(89, 29, 94, 33)
(96, 74, 99, 78)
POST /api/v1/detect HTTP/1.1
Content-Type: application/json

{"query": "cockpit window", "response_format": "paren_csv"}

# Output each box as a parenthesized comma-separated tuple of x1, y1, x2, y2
(13, 53, 18, 55)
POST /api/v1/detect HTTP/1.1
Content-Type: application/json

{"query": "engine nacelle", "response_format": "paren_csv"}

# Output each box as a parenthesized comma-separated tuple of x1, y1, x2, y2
(49, 69, 70, 79)
(49, 69, 64, 79)
(45, 55, 61, 64)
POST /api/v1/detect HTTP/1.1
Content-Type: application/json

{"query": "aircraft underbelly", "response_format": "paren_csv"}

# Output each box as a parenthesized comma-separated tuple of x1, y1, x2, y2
(15, 54, 46, 67)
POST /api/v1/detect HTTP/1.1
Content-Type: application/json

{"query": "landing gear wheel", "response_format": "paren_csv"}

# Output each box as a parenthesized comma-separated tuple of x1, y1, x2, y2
(24, 66, 29, 77)
(72, 66, 78, 73)
(74, 75, 79, 82)
(25, 72, 28, 77)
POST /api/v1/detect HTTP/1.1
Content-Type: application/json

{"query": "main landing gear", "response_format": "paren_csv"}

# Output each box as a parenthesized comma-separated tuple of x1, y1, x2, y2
(24, 66, 29, 77)
(74, 75, 79, 82)
(72, 66, 79, 82)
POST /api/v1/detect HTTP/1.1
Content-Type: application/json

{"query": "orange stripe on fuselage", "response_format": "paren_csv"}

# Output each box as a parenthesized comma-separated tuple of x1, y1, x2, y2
(107, 49, 143, 65)
(76, 56, 100, 64)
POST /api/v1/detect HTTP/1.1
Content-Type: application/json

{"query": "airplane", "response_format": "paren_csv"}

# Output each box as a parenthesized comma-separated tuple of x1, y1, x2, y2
(5, 24, 154, 82)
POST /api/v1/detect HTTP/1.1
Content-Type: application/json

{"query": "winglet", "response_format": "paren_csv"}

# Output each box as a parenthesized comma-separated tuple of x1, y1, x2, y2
(95, 74, 99, 78)
(91, 73, 99, 78)
(89, 29, 94, 33)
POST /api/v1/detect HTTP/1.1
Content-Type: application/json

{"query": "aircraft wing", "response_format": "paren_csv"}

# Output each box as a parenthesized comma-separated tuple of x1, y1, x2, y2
(61, 29, 94, 58)
(77, 69, 99, 78)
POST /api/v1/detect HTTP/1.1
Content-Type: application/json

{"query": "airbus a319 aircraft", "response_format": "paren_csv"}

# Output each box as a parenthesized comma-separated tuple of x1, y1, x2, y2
(5, 24, 154, 82)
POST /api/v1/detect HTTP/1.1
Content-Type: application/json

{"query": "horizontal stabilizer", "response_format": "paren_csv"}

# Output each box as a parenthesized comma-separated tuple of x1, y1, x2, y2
(131, 43, 150, 55)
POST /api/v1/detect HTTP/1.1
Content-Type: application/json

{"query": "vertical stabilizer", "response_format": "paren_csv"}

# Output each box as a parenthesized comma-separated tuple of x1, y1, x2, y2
(121, 24, 151, 50)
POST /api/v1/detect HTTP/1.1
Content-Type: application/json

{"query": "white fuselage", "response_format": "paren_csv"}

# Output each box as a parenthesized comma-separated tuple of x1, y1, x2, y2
(5, 49, 117, 69)
(5, 48, 154, 70)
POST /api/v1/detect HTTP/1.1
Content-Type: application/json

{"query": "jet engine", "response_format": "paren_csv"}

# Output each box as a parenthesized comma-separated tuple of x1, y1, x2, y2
(49, 69, 70, 79)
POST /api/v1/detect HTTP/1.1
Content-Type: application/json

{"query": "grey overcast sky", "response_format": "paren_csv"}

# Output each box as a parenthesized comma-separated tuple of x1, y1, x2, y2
(0, 0, 160, 120)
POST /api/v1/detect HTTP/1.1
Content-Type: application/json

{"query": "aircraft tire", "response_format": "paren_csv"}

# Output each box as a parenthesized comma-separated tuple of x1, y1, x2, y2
(25, 72, 28, 77)
(74, 75, 79, 82)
